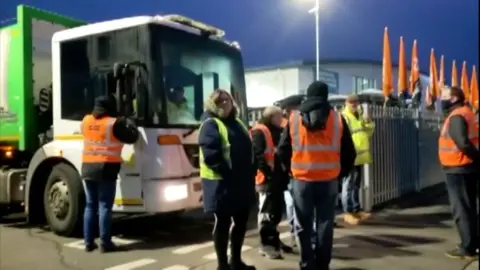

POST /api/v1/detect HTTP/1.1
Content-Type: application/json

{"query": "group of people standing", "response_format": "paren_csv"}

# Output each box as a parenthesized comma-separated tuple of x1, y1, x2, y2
(198, 81, 375, 270)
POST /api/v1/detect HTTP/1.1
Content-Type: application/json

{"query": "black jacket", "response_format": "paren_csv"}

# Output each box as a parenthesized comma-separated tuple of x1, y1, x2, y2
(442, 103, 480, 174)
(82, 96, 139, 181)
(251, 123, 289, 192)
(277, 97, 357, 179)
(198, 111, 256, 214)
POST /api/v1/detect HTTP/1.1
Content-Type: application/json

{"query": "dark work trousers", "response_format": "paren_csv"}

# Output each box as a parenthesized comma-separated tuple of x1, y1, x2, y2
(292, 179, 338, 270)
(82, 180, 116, 246)
(445, 173, 480, 255)
(341, 165, 363, 213)
(213, 207, 251, 267)
(258, 191, 285, 248)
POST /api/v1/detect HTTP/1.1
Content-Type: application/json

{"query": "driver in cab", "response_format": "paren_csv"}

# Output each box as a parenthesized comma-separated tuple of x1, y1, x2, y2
(167, 87, 196, 124)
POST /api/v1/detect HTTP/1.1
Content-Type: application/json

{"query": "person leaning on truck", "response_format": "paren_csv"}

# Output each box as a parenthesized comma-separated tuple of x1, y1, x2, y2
(340, 94, 375, 225)
(251, 106, 292, 260)
(81, 95, 139, 253)
(198, 89, 256, 270)
(438, 86, 480, 260)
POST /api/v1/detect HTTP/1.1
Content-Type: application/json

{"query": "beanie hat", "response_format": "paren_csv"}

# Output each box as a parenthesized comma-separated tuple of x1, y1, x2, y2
(306, 81, 329, 98)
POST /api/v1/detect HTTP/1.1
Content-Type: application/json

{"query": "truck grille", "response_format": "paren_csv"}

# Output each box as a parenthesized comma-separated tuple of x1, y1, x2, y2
(183, 144, 199, 169)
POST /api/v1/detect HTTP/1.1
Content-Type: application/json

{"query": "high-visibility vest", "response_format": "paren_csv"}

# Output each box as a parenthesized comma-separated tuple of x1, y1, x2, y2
(250, 124, 275, 185)
(82, 115, 124, 163)
(199, 117, 251, 180)
(438, 106, 479, 167)
(289, 110, 343, 181)
(342, 109, 375, 165)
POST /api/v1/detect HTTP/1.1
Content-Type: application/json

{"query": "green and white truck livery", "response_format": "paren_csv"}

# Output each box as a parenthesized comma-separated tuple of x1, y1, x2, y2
(0, 5, 248, 236)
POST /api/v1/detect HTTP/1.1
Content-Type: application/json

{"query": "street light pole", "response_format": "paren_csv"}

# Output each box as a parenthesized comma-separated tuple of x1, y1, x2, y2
(309, 0, 320, 80)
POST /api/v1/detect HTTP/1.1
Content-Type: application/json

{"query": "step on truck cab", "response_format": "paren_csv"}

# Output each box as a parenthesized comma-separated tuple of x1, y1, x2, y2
(0, 5, 248, 236)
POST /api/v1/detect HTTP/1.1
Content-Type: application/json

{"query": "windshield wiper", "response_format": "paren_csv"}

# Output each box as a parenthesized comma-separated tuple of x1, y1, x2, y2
(182, 128, 198, 138)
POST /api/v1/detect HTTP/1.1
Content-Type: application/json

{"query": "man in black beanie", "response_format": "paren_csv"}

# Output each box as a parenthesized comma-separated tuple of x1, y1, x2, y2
(277, 81, 356, 270)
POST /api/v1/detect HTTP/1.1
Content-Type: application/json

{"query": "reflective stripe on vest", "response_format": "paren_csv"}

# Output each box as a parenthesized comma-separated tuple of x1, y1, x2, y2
(82, 115, 124, 163)
(199, 117, 251, 180)
(438, 106, 479, 167)
(289, 110, 343, 181)
(250, 123, 275, 185)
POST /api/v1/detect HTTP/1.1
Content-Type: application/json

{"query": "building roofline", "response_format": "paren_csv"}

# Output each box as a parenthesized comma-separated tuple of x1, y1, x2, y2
(246, 58, 429, 76)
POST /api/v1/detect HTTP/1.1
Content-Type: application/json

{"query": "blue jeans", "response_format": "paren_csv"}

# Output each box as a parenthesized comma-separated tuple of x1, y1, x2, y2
(285, 182, 317, 243)
(292, 179, 338, 270)
(341, 165, 362, 213)
(83, 180, 116, 245)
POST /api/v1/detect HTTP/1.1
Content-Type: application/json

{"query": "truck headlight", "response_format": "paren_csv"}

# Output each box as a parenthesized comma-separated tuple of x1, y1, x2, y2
(164, 184, 188, 201)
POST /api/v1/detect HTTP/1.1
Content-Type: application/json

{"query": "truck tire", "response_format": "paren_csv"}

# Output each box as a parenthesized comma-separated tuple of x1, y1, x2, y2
(43, 163, 84, 237)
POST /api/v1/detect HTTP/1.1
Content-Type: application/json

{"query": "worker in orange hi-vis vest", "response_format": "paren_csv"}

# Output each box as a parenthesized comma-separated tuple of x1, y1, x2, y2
(277, 81, 356, 270)
(251, 106, 293, 260)
(438, 86, 480, 260)
(81, 96, 139, 253)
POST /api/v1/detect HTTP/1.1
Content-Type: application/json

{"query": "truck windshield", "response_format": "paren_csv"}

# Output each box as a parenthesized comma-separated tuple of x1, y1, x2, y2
(150, 24, 247, 127)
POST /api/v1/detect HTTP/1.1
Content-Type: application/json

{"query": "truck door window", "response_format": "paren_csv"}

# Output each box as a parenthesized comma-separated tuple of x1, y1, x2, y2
(60, 38, 91, 121)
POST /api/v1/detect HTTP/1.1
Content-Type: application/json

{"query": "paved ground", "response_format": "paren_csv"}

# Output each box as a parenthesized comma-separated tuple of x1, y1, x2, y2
(0, 195, 477, 270)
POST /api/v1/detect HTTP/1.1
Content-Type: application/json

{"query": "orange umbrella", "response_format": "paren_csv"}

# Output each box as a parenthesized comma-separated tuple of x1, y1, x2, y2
(451, 60, 458, 87)
(470, 66, 478, 109)
(461, 61, 470, 101)
(397, 36, 408, 95)
(382, 27, 393, 98)
(409, 40, 419, 94)
(429, 49, 439, 100)
(438, 55, 445, 89)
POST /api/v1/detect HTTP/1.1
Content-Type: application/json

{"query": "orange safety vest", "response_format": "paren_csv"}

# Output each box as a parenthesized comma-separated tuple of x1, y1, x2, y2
(250, 124, 275, 185)
(82, 115, 124, 163)
(289, 109, 343, 181)
(438, 106, 479, 167)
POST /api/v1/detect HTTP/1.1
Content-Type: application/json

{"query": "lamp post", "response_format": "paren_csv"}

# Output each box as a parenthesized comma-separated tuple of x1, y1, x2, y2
(308, 0, 320, 80)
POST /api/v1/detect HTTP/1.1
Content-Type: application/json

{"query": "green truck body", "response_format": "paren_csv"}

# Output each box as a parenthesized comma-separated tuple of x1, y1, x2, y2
(0, 5, 83, 151)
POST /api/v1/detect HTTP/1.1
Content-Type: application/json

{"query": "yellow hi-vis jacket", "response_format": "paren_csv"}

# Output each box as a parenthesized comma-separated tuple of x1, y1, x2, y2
(342, 107, 375, 165)
(199, 117, 250, 180)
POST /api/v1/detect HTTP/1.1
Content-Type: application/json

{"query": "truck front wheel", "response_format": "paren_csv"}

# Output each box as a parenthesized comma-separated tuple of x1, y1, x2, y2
(43, 163, 84, 237)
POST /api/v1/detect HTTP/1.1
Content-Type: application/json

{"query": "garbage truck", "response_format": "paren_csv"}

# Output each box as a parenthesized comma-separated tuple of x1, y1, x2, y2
(0, 5, 248, 236)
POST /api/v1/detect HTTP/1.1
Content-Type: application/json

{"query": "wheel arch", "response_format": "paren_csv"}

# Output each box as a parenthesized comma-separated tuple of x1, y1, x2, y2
(25, 147, 79, 224)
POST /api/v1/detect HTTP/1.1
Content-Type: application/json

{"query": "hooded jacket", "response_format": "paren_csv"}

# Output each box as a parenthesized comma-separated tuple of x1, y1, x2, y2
(198, 95, 256, 214)
(277, 84, 357, 179)
(81, 96, 139, 181)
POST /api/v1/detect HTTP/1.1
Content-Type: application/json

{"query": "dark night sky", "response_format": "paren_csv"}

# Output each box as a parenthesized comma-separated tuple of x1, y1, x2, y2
(2, 0, 479, 78)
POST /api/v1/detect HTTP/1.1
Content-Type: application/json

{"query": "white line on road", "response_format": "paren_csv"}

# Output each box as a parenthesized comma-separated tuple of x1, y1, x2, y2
(202, 245, 252, 260)
(162, 265, 190, 270)
(172, 241, 214, 254)
(104, 258, 156, 270)
(64, 236, 140, 250)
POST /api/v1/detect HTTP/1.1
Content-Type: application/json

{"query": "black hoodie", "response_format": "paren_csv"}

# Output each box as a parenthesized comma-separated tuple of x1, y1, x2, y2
(82, 96, 139, 181)
(277, 96, 357, 179)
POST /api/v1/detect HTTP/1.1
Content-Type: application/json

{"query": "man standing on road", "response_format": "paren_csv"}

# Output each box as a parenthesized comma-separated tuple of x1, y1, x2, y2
(277, 81, 356, 270)
(341, 95, 375, 225)
(251, 106, 292, 259)
(438, 86, 480, 260)
(81, 95, 139, 253)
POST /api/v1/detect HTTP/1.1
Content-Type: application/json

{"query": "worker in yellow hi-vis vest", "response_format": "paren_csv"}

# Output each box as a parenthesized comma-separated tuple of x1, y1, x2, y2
(198, 89, 256, 270)
(340, 94, 375, 225)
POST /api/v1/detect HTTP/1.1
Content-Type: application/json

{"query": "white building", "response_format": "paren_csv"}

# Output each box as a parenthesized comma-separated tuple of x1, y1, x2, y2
(245, 59, 430, 108)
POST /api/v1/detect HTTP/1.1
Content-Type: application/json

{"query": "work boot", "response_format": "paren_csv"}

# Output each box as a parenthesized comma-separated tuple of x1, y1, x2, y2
(279, 240, 294, 253)
(445, 248, 477, 260)
(289, 234, 297, 248)
(259, 245, 282, 259)
(356, 211, 372, 220)
(343, 213, 360, 225)
(229, 260, 256, 270)
(100, 242, 117, 253)
(84, 242, 98, 252)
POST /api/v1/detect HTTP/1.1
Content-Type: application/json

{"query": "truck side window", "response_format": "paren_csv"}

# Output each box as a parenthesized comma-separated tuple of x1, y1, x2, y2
(60, 38, 90, 121)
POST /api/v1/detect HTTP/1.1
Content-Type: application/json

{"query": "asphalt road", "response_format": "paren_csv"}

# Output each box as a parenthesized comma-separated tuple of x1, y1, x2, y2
(0, 198, 476, 270)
